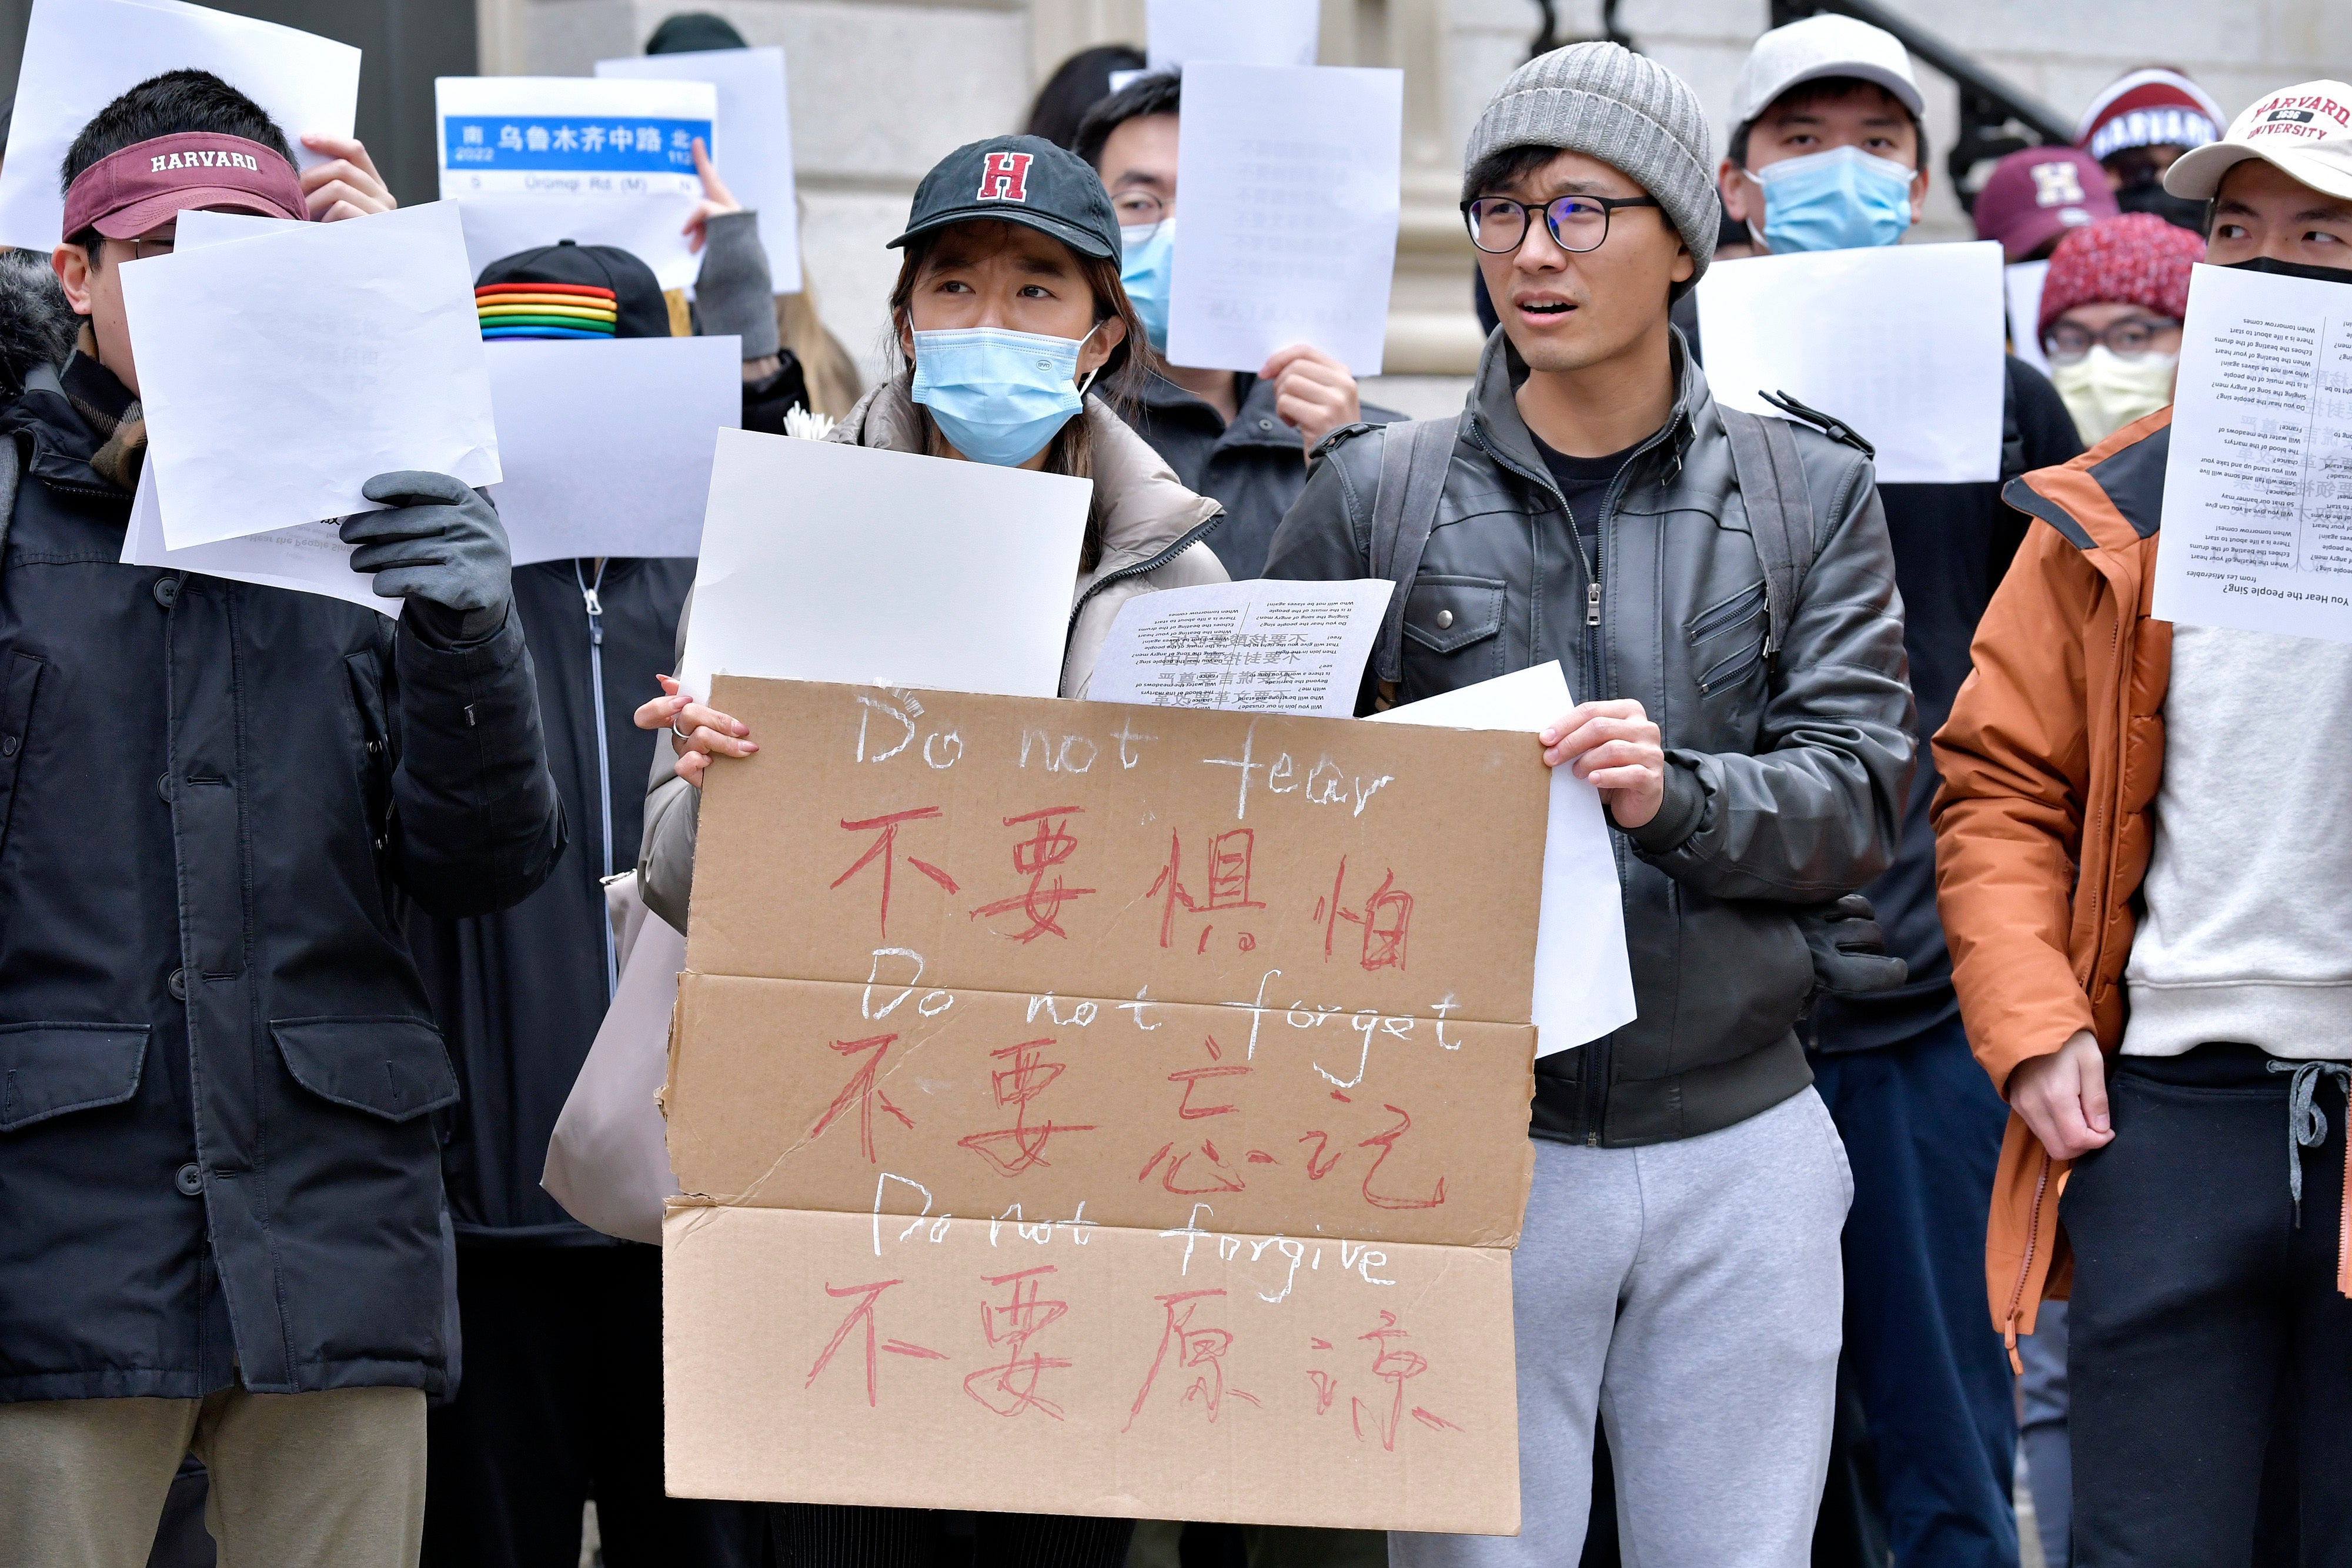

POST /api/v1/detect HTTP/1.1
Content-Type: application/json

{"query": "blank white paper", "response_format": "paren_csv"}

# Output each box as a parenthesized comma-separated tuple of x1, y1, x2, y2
(1696, 242, 2007, 484)
(119, 200, 500, 549)
(597, 46, 802, 295)
(1145, 0, 1319, 70)
(1165, 62, 1401, 377)
(1370, 662, 1635, 1055)
(1089, 578, 1391, 717)
(484, 336, 741, 565)
(0, 0, 359, 251)
(121, 463, 394, 617)
(453, 192, 709, 293)
(2153, 262, 2352, 643)
(677, 430, 1091, 701)
(2006, 260, 2052, 376)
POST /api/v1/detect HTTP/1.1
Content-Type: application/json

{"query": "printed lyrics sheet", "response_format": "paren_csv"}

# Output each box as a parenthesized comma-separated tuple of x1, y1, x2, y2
(2156, 262, 2352, 641)
(1089, 579, 1392, 718)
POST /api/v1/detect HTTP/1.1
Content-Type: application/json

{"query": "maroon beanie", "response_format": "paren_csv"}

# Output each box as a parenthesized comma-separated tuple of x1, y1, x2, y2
(2037, 213, 2206, 337)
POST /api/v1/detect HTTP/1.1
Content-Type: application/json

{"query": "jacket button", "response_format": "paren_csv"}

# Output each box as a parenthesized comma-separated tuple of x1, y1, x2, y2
(1, 734, 16, 757)
(175, 1162, 204, 1196)
(156, 772, 173, 804)
(1436, 609, 1454, 629)
(168, 967, 187, 1002)
(366, 740, 381, 755)
(1258, 418, 1274, 430)
(152, 575, 180, 609)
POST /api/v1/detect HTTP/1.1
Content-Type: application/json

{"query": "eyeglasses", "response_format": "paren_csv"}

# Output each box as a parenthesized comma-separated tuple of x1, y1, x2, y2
(1461, 194, 1663, 255)
(126, 235, 174, 259)
(2040, 315, 2182, 363)
(1111, 190, 1170, 228)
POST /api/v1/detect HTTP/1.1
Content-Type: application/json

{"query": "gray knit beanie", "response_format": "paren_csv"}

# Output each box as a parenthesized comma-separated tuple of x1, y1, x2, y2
(1464, 42, 1718, 288)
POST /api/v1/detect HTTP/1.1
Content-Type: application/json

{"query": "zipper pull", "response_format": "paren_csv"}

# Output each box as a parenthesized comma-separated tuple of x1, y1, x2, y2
(1586, 580, 1602, 627)
(582, 586, 604, 646)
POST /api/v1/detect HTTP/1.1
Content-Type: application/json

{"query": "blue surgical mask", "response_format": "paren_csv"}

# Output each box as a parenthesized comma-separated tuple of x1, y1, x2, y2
(1120, 220, 1174, 352)
(910, 325, 1098, 467)
(1746, 145, 1916, 254)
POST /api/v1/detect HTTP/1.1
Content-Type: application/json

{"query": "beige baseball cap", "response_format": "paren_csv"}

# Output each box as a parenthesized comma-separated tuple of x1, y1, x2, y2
(2166, 81, 2352, 202)
(1730, 14, 1923, 129)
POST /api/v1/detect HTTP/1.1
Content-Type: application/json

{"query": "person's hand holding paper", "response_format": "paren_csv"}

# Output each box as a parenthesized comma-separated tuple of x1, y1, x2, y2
(117, 200, 502, 549)
(297, 132, 396, 221)
(340, 471, 514, 642)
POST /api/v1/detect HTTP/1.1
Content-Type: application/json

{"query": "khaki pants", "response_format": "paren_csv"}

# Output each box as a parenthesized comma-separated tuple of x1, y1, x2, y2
(0, 1385, 426, 1568)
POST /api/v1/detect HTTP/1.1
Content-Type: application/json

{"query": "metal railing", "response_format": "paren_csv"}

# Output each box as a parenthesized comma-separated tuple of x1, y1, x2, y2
(1532, 0, 2077, 213)
(1771, 0, 2074, 211)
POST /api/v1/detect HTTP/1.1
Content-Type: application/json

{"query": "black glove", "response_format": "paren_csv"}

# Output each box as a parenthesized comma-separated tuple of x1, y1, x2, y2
(343, 470, 513, 644)
(1796, 892, 1909, 997)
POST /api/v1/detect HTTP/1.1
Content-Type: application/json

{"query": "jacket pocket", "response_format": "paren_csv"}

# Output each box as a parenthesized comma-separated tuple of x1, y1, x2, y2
(0, 650, 45, 861)
(1696, 638, 1766, 697)
(1685, 580, 1766, 644)
(273, 1016, 459, 1122)
(0, 1022, 149, 1132)
(1399, 574, 1506, 697)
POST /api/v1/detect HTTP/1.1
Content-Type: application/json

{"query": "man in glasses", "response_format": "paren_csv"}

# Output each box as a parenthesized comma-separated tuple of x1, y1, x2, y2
(2034, 213, 2204, 446)
(1267, 42, 1913, 1568)
(1073, 71, 1399, 580)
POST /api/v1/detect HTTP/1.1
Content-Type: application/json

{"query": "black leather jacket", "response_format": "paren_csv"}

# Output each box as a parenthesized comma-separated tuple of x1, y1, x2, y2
(1264, 329, 1915, 1146)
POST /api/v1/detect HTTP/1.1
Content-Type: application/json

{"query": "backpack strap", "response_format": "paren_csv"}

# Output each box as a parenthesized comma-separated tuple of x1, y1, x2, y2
(1718, 405, 1816, 661)
(1369, 413, 1464, 686)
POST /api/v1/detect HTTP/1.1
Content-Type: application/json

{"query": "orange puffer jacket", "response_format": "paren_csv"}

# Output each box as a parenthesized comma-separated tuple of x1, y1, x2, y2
(1929, 410, 2176, 1359)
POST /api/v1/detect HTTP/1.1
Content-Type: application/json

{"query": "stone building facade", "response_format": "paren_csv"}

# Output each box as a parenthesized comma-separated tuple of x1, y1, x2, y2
(474, 0, 2352, 399)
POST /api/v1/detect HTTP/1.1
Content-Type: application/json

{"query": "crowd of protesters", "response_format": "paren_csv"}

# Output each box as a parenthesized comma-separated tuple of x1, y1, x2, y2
(0, 5, 2346, 1568)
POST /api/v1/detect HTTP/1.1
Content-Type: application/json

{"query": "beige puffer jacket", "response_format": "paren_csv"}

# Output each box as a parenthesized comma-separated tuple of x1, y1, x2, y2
(638, 379, 1226, 930)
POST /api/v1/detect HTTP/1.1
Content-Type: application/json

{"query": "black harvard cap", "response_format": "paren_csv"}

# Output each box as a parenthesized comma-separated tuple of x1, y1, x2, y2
(890, 134, 1121, 262)
(475, 239, 673, 339)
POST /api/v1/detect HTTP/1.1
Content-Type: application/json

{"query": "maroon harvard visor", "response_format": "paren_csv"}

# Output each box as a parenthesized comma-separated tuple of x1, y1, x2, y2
(62, 131, 307, 241)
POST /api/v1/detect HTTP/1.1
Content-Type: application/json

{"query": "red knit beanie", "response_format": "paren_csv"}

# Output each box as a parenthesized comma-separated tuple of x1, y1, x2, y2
(2037, 213, 2206, 337)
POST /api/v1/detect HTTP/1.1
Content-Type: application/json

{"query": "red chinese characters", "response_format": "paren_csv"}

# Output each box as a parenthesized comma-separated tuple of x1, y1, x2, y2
(1124, 1288, 1259, 1430)
(957, 1037, 1097, 1176)
(805, 1278, 947, 1407)
(964, 1265, 1074, 1419)
(1146, 827, 1266, 953)
(832, 807, 959, 938)
(810, 1033, 914, 1163)
(970, 806, 1094, 943)
(1315, 857, 1414, 972)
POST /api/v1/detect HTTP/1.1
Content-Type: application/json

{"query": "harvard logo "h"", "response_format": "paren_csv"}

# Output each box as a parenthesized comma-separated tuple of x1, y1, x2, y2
(977, 151, 1034, 203)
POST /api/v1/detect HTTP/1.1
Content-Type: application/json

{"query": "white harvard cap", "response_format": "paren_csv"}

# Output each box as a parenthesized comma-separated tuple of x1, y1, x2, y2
(1730, 14, 1924, 130)
(2166, 81, 2352, 202)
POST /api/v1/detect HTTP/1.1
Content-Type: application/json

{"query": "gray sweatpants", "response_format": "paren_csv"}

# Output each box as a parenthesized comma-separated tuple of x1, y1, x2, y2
(1392, 1086, 1852, 1568)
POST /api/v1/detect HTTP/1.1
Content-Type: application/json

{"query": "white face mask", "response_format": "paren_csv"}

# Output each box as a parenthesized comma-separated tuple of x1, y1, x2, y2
(2050, 346, 2178, 445)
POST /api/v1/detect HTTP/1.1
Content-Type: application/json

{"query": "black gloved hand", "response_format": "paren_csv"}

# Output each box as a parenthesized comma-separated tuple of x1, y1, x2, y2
(343, 470, 512, 644)
(1798, 892, 1909, 997)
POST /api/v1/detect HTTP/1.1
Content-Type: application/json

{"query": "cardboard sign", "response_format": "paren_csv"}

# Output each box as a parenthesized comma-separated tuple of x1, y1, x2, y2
(664, 677, 1547, 1533)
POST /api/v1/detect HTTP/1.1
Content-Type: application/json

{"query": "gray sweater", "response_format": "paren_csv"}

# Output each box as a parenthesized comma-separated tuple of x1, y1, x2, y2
(2123, 624, 2352, 1059)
